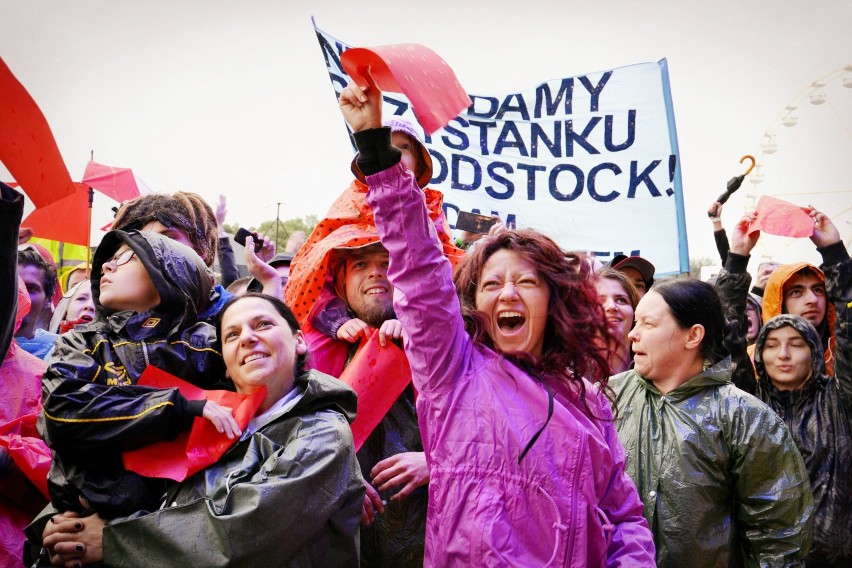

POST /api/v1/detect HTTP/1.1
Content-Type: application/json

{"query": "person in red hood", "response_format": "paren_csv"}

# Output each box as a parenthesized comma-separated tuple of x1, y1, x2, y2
(0, 182, 50, 568)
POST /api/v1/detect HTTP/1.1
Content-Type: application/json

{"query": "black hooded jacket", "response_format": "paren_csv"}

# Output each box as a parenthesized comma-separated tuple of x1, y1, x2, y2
(38, 230, 230, 517)
(717, 247, 852, 566)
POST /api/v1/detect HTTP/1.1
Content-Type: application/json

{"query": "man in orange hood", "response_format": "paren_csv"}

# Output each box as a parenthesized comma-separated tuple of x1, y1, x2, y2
(761, 261, 837, 374)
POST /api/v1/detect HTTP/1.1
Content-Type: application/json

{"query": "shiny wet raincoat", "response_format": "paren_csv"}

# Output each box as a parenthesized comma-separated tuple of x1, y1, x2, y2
(610, 358, 813, 567)
(101, 370, 364, 567)
(717, 243, 852, 566)
(38, 230, 229, 517)
(363, 129, 655, 567)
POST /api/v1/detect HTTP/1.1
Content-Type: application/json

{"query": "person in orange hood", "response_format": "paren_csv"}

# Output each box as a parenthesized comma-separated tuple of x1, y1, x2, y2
(761, 262, 837, 375)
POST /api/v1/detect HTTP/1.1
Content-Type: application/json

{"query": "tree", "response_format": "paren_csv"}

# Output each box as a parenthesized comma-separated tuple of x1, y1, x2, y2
(257, 215, 318, 252)
(690, 256, 719, 280)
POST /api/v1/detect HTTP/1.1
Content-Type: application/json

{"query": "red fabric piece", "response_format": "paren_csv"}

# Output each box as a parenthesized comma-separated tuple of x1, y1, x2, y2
(21, 182, 91, 246)
(748, 195, 814, 238)
(81, 161, 144, 202)
(122, 366, 266, 482)
(337, 331, 412, 451)
(341, 44, 471, 135)
(1, 282, 49, 564)
(0, 57, 76, 208)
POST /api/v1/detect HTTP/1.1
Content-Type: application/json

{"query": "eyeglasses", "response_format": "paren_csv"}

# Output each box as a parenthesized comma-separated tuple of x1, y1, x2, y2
(101, 249, 136, 274)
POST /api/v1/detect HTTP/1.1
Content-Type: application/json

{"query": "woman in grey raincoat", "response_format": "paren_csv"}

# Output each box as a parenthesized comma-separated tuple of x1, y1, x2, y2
(40, 294, 364, 567)
(610, 278, 814, 567)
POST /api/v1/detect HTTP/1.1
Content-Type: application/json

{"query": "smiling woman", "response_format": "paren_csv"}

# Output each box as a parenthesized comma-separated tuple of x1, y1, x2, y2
(39, 293, 364, 567)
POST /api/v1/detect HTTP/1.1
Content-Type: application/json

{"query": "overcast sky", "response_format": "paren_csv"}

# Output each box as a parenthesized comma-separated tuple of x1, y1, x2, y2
(2, 0, 850, 269)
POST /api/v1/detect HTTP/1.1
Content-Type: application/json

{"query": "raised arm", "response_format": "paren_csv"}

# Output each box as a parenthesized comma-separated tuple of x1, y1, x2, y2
(810, 208, 851, 396)
(715, 212, 759, 393)
(340, 76, 469, 396)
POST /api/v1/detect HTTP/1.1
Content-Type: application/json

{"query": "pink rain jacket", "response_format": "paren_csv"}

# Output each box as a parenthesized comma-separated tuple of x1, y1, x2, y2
(367, 163, 655, 567)
(1, 280, 49, 567)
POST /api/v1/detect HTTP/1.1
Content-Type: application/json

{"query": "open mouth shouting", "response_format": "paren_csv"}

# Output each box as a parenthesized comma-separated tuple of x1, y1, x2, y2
(497, 310, 526, 333)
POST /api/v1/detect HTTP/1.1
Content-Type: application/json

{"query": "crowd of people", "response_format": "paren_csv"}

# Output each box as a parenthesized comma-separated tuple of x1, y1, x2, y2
(0, 71, 849, 568)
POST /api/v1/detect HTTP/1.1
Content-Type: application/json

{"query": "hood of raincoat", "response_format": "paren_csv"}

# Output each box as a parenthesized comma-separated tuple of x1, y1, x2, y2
(754, 314, 825, 387)
(283, 180, 463, 327)
(763, 261, 835, 330)
(91, 230, 213, 323)
(15, 276, 31, 338)
(762, 262, 836, 373)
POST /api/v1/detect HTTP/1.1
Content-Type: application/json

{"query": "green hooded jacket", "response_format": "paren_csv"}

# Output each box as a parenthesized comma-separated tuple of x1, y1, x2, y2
(610, 358, 813, 567)
(101, 370, 364, 567)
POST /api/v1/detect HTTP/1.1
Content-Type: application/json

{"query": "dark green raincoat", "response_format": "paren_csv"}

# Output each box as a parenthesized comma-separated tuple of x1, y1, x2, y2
(610, 358, 813, 567)
(101, 369, 364, 567)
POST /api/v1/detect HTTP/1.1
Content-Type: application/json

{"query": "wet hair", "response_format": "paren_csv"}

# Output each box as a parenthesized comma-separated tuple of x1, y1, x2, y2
(453, 229, 612, 414)
(596, 268, 640, 313)
(217, 293, 307, 379)
(18, 248, 58, 300)
(112, 192, 218, 267)
(651, 279, 726, 364)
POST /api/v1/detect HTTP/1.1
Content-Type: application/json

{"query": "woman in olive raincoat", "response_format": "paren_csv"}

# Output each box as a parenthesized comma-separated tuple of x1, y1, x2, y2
(610, 278, 813, 567)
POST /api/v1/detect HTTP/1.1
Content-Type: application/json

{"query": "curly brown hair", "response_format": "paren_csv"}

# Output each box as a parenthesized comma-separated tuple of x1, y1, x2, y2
(453, 229, 613, 415)
(111, 191, 218, 266)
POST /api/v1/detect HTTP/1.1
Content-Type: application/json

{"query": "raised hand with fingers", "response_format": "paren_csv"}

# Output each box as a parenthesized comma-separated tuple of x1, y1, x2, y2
(807, 207, 841, 249)
(244, 236, 282, 299)
(729, 211, 760, 257)
(339, 70, 383, 133)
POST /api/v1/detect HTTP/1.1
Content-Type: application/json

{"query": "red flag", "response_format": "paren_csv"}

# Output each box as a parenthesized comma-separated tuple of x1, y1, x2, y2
(123, 367, 266, 482)
(748, 195, 814, 238)
(0, 57, 75, 207)
(341, 44, 471, 135)
(338, 331, 412, 451)
(82, 161, 149, 202)
(21, 182, 91, 245)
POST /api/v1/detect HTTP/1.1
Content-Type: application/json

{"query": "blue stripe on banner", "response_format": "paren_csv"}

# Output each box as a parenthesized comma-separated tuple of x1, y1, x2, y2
(658, 58, 689, 275)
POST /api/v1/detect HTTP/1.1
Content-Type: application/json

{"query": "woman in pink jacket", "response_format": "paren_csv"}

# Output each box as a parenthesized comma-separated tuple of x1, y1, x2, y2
(339, 76, 655, 566)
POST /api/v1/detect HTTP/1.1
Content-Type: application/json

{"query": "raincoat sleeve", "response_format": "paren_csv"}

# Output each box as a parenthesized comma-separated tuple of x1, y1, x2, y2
(39, 331, 200, 455)
(366, 160, 467, 397)
(216, 235, 239, 289)
(729, 398, 813, 565)
(1, 182, 23, 359)
(716, 253, 758, 394)
(714, 228, 729, 266)
(311, 288, 353, 339)
(102, 411, 363, 567)
(592, 393, 656, 565)
(821, 241, 851, 403)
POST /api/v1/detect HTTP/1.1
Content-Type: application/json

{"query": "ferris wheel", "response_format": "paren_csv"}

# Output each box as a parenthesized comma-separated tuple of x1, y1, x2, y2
(744, 64, 852, 258)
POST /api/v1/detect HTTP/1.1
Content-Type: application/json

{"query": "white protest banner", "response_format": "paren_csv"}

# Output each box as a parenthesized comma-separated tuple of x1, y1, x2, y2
(314, 21, 688, 275)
